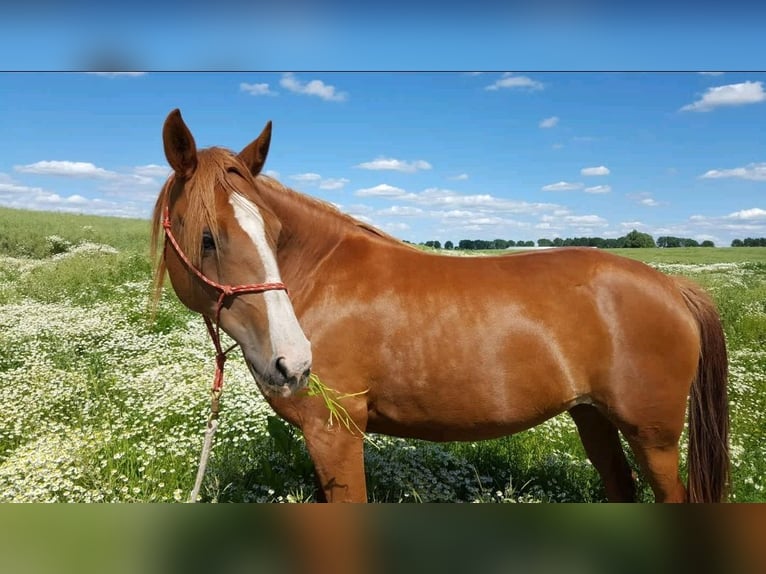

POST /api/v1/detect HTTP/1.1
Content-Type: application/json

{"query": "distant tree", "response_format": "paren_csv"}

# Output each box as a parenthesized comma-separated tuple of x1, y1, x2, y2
(658, 235, 706, 248)
(476, 240, 493, 250)
(742, 237, 766, 246)
(731, 239, 744, 247)
(506, 240, 516, 247)
(552, 237, 564, 247)
(537, 238, 553, 247)
(590, 237, 606, 248)
(493, 239, 508, 250)
(622, 229, 656, 248)
(701, 240, 715, 247)
(658, 236, 676, 248)
(444, 240, 454, 250)
(458, 239, 474, 250)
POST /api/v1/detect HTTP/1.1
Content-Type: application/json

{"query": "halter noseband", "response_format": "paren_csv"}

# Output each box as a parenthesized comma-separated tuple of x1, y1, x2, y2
(161, 206, 288, 401)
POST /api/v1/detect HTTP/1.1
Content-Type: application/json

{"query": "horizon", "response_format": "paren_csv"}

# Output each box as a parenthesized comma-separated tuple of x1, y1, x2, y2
(1, 72, 764, 247)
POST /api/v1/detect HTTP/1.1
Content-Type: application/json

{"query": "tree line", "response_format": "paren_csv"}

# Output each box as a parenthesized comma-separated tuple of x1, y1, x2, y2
(731, 238, 766, 247)
(417, 230, 719, 250)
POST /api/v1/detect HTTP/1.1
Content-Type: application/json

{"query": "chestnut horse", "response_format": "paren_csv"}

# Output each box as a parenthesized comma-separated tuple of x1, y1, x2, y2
(152, 109, 729, 503)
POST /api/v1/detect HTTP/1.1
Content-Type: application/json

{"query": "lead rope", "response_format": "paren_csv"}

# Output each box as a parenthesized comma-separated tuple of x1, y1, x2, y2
(189, 402, 219, 503)
(160, 207, 288, 503)
(188, 316, 232, 503)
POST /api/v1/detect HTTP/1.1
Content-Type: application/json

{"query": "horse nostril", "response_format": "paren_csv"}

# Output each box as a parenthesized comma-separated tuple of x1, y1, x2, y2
(275, 356, 289, 380)
(302, 368, 311, 380)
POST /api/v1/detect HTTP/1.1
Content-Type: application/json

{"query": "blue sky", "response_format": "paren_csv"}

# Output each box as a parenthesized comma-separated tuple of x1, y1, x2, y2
(1, 72, 765, 245)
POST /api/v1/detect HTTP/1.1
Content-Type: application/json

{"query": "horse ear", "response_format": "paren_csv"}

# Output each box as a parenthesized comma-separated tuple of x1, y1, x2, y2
(162, 108, 197, 178)
(238, 120, 272, 176)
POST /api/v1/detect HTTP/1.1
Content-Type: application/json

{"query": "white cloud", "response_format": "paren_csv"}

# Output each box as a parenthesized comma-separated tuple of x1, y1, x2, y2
(620, 221, 646, 229)
(407, 188, 562, 218)
(467, 216, 506, 226)
(290, 172, 322, 182)
(541, 181, 583, 192)
(377, 206, 424, 217)
(279, 73, 347, 102)
(441, 209, 475, 219)
(449, 173, 469, 180)
(564, 215, 607, 226)
(0, 174, 147, 218)
(628, 192, 662, 207)
(355, 184, 409, 198)
(584, 185, 612, 194)
(0, 177, 44, 195)
(681, 81, 766, 112)
(240, 82, 277, 96)
(319, 178, 350, 190)
(581, 165, 610, 176)
(15, 160, 117, 178)
(485, 73, 543, 91)
(539, 116, 559, 128)
(684, 208, 766, 238)
(133, 164, 171, 178)
(532, 211, 609, 235)
(289, 173, 349, 190)
(263, 170, 280, 179)
(725, 208, 766, 221)
(355, 157, 432, 173)
(700, 162, 766, 181)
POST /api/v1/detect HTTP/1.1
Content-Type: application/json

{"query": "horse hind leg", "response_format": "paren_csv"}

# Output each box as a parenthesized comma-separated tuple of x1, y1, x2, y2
(619, 423, 687, 503)
(569, 404, 636, 502)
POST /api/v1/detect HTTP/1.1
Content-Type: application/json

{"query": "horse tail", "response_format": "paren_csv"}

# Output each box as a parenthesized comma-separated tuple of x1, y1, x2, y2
(674, 277, 730, 503)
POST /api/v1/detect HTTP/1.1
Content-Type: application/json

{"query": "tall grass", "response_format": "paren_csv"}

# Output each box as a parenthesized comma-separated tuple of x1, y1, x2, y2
(1, 207, 764, 502)
(0, 206, 150, 259)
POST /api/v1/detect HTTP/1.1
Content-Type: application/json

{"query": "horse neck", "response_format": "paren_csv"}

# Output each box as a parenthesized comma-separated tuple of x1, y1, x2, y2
(256, 180, 348, 292)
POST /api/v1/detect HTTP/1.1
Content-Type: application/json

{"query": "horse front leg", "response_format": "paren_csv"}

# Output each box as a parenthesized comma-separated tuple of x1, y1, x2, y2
(303, 418, 368, 503)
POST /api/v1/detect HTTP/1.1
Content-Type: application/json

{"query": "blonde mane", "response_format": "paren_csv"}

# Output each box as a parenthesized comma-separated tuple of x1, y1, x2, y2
(151, 147, 255, 305)
(151, 147, 413, 306)
(254, 174, 408, 245)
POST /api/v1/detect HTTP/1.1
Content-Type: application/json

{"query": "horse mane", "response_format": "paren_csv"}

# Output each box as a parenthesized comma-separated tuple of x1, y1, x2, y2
(151, 147, 416, 307)
(150, 147, 253, 307)
(254, 174, 411, 246)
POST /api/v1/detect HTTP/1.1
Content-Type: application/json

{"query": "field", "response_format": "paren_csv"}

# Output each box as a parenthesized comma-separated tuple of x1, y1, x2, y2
(1, 205, 764, 503)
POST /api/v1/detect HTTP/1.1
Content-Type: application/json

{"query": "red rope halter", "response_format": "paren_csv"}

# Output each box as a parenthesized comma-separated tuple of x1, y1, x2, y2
(162, 206, 288, 408)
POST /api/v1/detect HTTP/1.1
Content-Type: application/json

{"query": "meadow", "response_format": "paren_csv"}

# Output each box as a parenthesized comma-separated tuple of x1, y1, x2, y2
(0, 205, 764, 503)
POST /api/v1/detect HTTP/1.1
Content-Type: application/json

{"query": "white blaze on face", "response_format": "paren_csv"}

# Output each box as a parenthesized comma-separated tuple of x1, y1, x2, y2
(228, 192, 311, 365)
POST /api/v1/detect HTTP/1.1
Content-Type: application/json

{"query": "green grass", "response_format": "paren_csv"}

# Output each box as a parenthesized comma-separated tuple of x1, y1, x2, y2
(605, 247, 766, 265)
(430, 244, 766, 265)
(1, 207, 764, 502)
(0, 206, 150, 259)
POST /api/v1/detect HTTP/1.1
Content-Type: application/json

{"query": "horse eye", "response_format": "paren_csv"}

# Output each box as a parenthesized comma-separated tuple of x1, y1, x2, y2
(202, 231, 216, 251)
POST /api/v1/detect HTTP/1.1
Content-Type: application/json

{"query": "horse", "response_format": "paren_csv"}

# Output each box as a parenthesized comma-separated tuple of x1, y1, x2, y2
(152, 108, 729, 503)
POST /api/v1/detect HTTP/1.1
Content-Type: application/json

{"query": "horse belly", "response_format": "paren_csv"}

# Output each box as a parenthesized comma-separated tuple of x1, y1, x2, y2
(364, 308, 594, 442)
